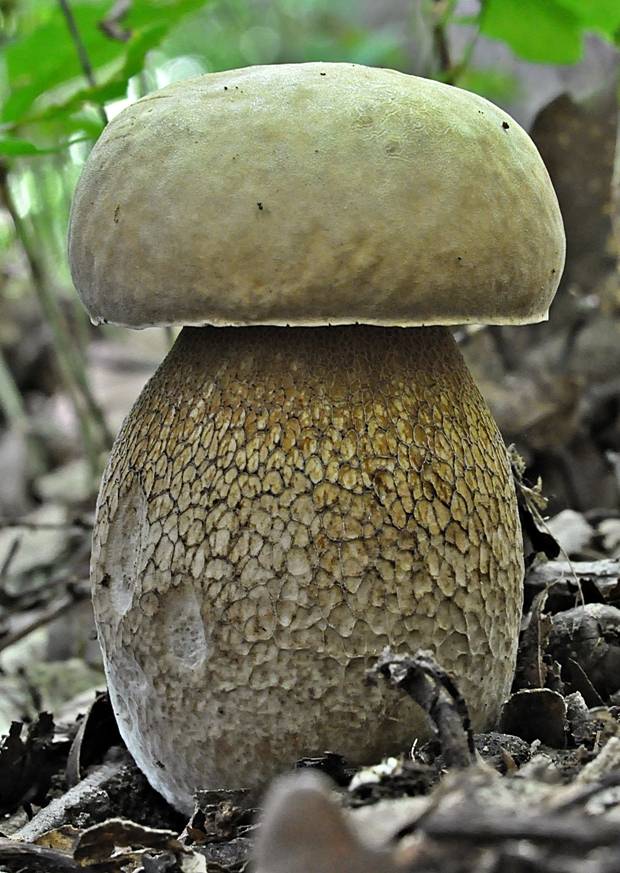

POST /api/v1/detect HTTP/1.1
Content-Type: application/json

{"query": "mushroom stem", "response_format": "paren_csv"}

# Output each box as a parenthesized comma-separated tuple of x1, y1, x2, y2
(92, 325, 523, 812)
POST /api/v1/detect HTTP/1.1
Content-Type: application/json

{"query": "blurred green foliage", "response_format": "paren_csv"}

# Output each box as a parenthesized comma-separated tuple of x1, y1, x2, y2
(480, 0, 620, 63)
(1, 0, 618, 158)
(1, 0, 210, 153)
(0, 0, 617, 294)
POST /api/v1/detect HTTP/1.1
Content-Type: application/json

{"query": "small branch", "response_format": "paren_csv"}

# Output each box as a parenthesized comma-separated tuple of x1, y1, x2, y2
(488, 325, 520, 373)
(419, 804, 620, 850)
(1, 533, 90, 617)
(1, 569, 86, 613)
(0, 537, 20, 579)
(58, 0, 108, 125)
(99, 0, 132, 42)
(371, 649, 475, 768)
(526, 559, 620, 591)
(430, 0, 459, 82)
(430, 0, 485, 88)
(447, 12, 484, 85)
(15, 757, 128, 844)
(0, 588, 89, 654)
(433, 20, 452, 74)
(164, 325, 175, 348)
(0, 517, 93, 531)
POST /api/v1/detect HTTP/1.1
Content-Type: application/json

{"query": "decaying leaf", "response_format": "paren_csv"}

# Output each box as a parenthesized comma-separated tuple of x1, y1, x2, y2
(73, 818, 189, 870)
(510, 447, 561, 560)
(0, 836, 88, 872)
(66, 691, 122, 787)
(499, 688, 567, 747)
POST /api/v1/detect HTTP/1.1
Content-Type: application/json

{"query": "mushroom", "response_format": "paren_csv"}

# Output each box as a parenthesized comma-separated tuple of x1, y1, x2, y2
(68, 63, 565, 813)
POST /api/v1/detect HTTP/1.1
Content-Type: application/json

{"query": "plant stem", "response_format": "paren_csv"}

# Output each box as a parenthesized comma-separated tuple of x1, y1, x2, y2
(429, 0, 455, 77)
(0, 165, 111, 482)
(58, 0, 109, 126)
(430, 0, 482, 85)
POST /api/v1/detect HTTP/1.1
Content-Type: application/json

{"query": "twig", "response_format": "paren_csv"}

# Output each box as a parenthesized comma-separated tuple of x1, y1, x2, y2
(419, 804, 620, 849)
(57, 0, 108, 125)
(1, 532, 90, 611)
(428, 0, 455, 80)
(447, 7, 484, 85)
(2, 569, 87, 614)
(0, 537, 21, 579)
(0, 346, 28, 429)
(430, 0, 484, 89)
(0, 517, 93, 531)
(551, 771, 620, 813)
(164, 325, 175, 348)
(494, 845, 619, 873)
(371, 649, 475, 768)
(526, 559, 620, 591)
(99, 0, 132, 42)
(432, 17, 451, 74)
(15, 757, 128, 844)
(488, 325, 520, 373)
(0, 588, 89, 653)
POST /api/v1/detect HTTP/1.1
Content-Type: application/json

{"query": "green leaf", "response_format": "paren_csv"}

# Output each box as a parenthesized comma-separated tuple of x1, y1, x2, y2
(481, 0, 584, 63)
(2, 0, 209, 127)
(3, 2, 123, 124)
(451, 15, 480, 26)
(456, 68, 519, 103)
(479, 0, 620, 64)
(12, 5, 208, 133)
(554, 0, 620, 37)
(0, 136, 92, 156)
(26, 22, 170, 126)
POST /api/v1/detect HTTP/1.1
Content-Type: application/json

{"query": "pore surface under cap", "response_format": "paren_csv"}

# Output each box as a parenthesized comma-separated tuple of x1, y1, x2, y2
(69, 62, 565, 328)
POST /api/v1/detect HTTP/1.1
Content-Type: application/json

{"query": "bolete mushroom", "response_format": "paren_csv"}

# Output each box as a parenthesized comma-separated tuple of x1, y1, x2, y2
(69, 63, 565, 813)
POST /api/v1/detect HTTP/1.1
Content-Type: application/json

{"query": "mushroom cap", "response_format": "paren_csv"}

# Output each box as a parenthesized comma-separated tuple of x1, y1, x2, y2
(69, 62, 565, 329)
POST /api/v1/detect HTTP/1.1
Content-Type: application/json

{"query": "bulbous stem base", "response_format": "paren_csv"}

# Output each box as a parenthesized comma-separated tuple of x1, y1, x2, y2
(92, 325, 523, 812)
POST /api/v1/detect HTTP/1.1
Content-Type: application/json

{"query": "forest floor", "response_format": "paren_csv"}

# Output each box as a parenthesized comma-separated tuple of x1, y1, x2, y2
(0, 493, 620, 872)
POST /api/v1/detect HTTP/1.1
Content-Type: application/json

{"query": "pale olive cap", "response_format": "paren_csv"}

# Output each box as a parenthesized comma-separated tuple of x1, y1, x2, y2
(68, 62, 565, 328)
